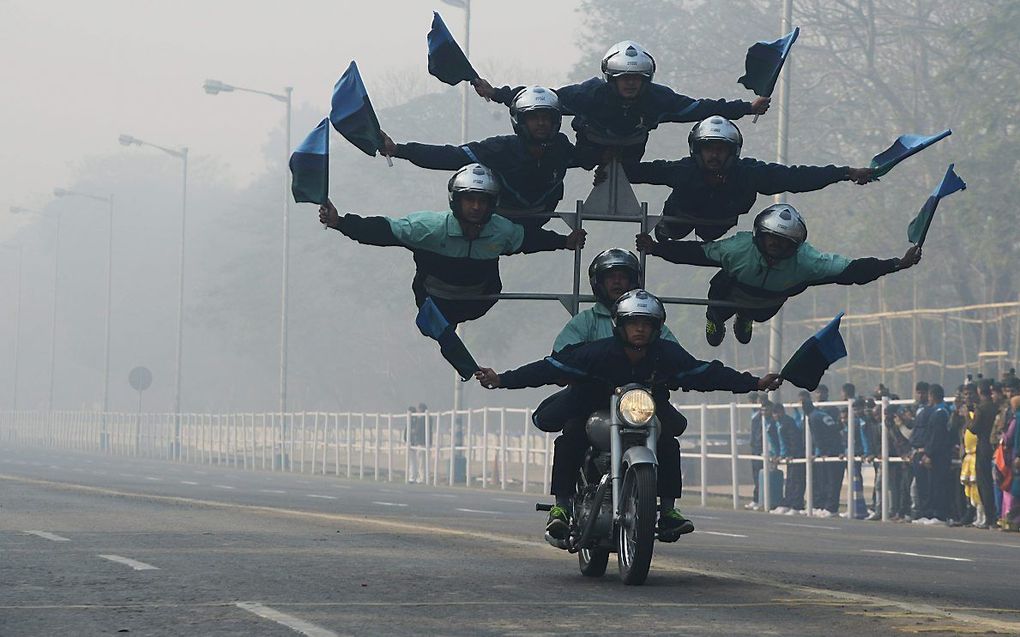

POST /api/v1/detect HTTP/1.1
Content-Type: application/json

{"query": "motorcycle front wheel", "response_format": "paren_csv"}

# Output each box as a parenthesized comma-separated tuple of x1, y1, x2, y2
(617, 464, 656, 585)
(578, 547, 610, 577)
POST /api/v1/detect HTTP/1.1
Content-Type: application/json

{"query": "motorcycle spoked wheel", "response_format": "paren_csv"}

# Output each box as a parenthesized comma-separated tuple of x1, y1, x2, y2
(617, 464, 657, 585)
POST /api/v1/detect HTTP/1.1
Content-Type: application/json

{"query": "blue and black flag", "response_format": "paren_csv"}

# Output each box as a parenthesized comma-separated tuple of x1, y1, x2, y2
(330, 61, 386, 157)
(416, 298, 480, 380)
(427, 12, 478, 86)
(781, 313, 847, 392)
(870, 130, 951, 178)
(738, 27, 800, 98)
(289, 118, 329, 205)
(907, 163, 966, 246)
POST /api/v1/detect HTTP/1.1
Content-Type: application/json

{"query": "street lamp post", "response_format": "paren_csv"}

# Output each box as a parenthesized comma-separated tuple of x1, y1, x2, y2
(203, 79, 292, 415)
(0, 239, 23, 412)
(53, 188, 114, 414)
(119, 134, 188, 455)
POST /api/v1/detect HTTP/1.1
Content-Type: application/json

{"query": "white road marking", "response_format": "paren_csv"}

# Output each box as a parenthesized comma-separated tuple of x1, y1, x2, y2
(372, 501, 407, 507)
(696, 515, 721, 520)
(144, 476, 161, 481)
(696, 530, 748, 538)
(332, 484, 352, 489)
(930, 537, 1020, 549)
(429, 493, 457, 499)
(456, 508, 502, 515)
(193, 470, 207, 475)
(92, 470, 107, 475)
(235, 601, 339, 637)
(98, 554, 159, 571)
(48, 465, 59, 470)
(307, 494, 337, 500)
(377, 488, 398, 493)
(774, 522, 841, 531)
(25, 530, 70, 542)
(180, 481, 199, 485)
(213, 484, 235, 490)
(492, 498, 527, 504)
(861, 549, 972, 562)
(260, 489, 287, 494)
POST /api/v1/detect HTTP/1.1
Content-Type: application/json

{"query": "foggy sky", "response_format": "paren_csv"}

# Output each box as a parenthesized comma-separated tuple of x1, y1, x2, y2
(0, 0, 582, 231)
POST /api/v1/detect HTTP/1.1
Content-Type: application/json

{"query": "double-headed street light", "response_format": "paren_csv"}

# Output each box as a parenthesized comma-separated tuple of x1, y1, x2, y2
(203, 79, 293, 414)
(118, 134, 188, 427)
(52, 188, 114, 414)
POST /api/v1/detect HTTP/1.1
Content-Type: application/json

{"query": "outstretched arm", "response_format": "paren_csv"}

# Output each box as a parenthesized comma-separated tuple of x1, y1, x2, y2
(471, 78, 524, 107)
(516, 227, 586, 254)
(475, 359, 565, 390)
(747, 161, 875, 195)
(825, 245, 921, 286)
(621, 159, 683, 186)
(635, 233, 721, 267)
(380, 131, 472, 171)
(657, 86, 768, 123)
(319, 200, 403, 247)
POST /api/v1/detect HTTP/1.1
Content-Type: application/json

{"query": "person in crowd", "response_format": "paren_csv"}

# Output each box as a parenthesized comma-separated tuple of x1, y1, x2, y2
(802, 392, 845, 518)
(1001, 396, 1020, 531)
(620, 116, 874, 241)
(843, 398, 870, 519)
(888, 403, 915, 521)
(746, 394, 770, 511)
(472, 41, 770, 166)
(407, 404, 428, 484)
(910, 384, 952, 524)
(992, 378, 1020, 525)
(772, 402, 806, 514)
(636, 203, 922, 346)
(946, 384, 974, 525)
(473, 289, 781, 541)
(968, 380, 1000, 528)
(915, 381, 930, 416)
(318, 164, 585, 325)
(380, 87, 593, 226)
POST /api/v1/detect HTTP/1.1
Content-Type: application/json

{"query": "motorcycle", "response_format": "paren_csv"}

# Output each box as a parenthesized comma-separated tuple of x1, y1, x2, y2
(537, 382, 661, 585)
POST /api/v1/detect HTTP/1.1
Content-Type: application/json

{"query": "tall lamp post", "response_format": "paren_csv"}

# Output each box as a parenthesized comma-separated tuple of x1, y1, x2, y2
(53, 188, 114, 414)
(0, 237, 23, 412)
(12, 205, 62, 411)
(202, 79, 292, 414)
(118, 135, 188, 455)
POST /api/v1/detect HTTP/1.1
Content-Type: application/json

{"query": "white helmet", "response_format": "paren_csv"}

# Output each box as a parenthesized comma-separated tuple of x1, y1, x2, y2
(612, 289, 665, 345)
(688, 116, 743, 170)
(753, 203, 807, 257)
(509, 86, 562, 144)
(447, 163, 500, 214)
(601, 41, 656, 82)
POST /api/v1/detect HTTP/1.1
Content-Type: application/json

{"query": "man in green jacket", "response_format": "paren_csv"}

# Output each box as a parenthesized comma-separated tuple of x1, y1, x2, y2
(636, 203, 921, 346)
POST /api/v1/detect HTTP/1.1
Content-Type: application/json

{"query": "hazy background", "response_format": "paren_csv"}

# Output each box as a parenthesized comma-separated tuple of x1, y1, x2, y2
(1, 0, 1016, 416)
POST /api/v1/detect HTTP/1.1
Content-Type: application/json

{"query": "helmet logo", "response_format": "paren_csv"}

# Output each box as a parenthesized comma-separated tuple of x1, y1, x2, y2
(780, 210, 791, 220)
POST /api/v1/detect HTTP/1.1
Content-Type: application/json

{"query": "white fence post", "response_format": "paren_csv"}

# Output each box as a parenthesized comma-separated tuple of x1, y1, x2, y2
(846, 399, 856, 519)
(729, 402, 739, 510)
(881, 396, 890, 522)
(804, 405, 814, 518)
(482, 408, 489, 489)
(699, 403, 708, 507)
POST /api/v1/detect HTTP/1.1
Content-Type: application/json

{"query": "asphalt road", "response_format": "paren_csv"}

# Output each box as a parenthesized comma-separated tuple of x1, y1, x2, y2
(2, 446, 1018, 636)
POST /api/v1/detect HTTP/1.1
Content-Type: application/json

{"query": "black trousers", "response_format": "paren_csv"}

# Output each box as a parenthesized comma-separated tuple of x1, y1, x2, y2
(912, 455, 949, 520)
(820, 462, 845, 513)
(654, 218, 732, 243)
(705, 273, 783, 325)
(975, 442, 998, 523)
(751, 459, 764, 503)
(781, 463, 806, 510)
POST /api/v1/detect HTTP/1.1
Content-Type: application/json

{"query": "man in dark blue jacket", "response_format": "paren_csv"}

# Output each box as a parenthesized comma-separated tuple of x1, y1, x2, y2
(475, 289, 781, 541)
(802, 393, 845, 517)
(910, 383, 952, 522)
(382, 87, 592, 226)
(624, 116, 874, 241)
(472, 41, 769, 165)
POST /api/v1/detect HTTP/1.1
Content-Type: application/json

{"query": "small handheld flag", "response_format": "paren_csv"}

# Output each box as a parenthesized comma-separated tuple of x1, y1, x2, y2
(781, 313, 847, 391)
(427, 12, 478, 86)
(870, 130, 951, 178)
(416, 298, 480, 380)
(289, 118, 329, 205)
(330, 61, 391, 165)
(907, 164, 966, 246)
(738, 27, 799, 123)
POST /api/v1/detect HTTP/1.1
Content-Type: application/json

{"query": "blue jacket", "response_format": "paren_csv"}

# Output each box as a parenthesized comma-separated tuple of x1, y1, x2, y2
(493, 78, 753, 162)
(394, 134, 591, 215)
(623, 157, 848, 238)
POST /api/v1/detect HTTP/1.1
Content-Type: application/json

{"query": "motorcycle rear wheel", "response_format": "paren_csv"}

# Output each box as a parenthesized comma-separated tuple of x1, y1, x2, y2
(617, 464, 656, 585)
(578, 547, 610, 577)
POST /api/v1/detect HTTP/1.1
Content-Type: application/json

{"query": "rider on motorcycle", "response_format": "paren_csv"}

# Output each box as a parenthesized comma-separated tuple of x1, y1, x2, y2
(475, 290, 782, 541)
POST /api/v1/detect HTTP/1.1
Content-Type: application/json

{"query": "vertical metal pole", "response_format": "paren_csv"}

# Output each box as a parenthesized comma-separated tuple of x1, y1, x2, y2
(571, 200, 583, 315)
(729, 402, 739, 510)
(880, 396, 890, 522)
(846, 399, 856, 519)
(804, 405, 813, 517)
(280, 87, 293, 414)
(11, 246, 22, 412)
(767, 0, 793, 392)
(173, 149, 188, 458)
(482, 408, 489, 488)
(499, 408, 507, 490)
(387, 414, 393, 482)
(761, 411, 771, 511)
(450, 4, 471, 430)
(47, 211, 63, 412)
(699, 403, 708, 507)
(103, 196, 113, 413)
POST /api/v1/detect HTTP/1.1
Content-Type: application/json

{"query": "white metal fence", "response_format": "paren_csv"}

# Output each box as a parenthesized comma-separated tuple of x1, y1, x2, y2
(0, 398, 917, 522)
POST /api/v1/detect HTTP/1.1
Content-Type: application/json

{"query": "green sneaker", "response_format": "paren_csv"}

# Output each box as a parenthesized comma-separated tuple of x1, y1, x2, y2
(734, 315, 753, 344)
(657, 508, 695, 542)
(706, 317, 726, 347)
(546, 505, 570, 540)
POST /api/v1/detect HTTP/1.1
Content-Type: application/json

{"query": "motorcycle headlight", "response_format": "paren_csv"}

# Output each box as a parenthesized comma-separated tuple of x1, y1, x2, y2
(618, 389, 655, 426)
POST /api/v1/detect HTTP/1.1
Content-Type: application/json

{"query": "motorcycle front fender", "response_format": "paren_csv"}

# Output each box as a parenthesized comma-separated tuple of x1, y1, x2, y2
(621, 445, 657, 470)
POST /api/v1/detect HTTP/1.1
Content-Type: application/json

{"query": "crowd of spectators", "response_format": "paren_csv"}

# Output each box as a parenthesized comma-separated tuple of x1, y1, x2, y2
(745, 372, 1020, 531)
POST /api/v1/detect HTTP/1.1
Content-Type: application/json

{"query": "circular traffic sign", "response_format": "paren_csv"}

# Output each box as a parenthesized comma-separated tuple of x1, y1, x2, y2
(128, 366, 153, 392)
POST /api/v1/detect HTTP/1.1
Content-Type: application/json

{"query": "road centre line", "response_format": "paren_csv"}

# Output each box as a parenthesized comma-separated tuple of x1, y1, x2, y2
(180, 481, 199, 485)
(5, 474, 1017, 634)
(144, 476, 161, 481)
(214, 484, 235, 490)
(774, 522, 841, 531)
(25, 530, 71, 542)
(429, 493, 457, 499)
(98, 554, 159, 571)
(861, 549, 972, 562)
(235, 601, 340, 637)
(372, 501, 407, 507)
(929, 537, 1020, 549)
(456, 508, 502, 515)
(307, 494, 336, 500)
(260, 489, 287, 494)
(492, 498, 527, 504)
(697, 530, 748, 538)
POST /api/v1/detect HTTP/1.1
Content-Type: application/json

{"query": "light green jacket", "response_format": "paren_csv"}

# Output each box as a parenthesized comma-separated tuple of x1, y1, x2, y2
(553, 302, 678, 352)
